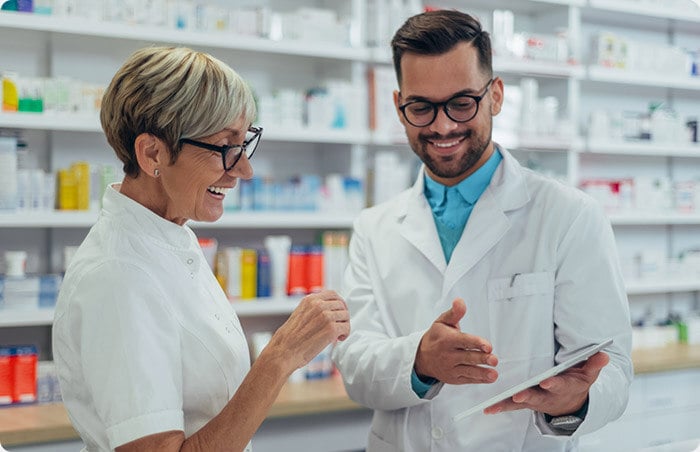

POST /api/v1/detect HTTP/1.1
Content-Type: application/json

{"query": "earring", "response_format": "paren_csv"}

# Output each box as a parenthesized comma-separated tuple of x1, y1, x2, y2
(154, 169, 160, 177)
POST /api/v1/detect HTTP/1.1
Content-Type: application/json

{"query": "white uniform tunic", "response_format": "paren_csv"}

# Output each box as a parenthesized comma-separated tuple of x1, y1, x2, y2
(332, 148, 633, 452)
(53, 184, 251, 451)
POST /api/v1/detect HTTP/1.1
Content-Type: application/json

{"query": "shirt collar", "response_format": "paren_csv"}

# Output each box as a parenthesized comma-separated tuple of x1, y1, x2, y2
(102, 183, 195, 250)
(423, 147, 503, 205)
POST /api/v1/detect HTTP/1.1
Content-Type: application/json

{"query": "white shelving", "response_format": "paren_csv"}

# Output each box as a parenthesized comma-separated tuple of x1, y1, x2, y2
(586, 0, 700, 24)
(626, 279, 700, 296)
(0, 211, 356, 229)
(0, 112, 373, 145)
(587, 141, 700, 158)
(609, 212, 700, 226)
(0, 298, 302, 328)
(587, 66, 700, 92)
(0, 12, 370, 61)
(0, 308, 55, 327)
(9, 276, 700, 328)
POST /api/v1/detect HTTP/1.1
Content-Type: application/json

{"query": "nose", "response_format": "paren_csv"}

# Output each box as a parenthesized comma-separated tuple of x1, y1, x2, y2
(428, 105, 460, 135)
(230, 153, 254, 179)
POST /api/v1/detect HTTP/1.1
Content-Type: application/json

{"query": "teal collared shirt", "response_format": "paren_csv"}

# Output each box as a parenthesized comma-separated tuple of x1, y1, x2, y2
(411, 148, 503, 397)
(423, 149, 503, 263)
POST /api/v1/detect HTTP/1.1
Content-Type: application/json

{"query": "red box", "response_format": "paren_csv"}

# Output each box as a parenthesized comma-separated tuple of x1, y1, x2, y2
(12, 345, 37, 404)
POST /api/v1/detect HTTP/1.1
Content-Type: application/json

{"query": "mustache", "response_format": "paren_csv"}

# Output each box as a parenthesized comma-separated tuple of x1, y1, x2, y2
(419, 130, 472, 141)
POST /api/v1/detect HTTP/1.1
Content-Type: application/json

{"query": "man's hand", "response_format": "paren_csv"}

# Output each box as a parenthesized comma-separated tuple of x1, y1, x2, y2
(414, 298, 498, 385)
(484, 351, 610, 416)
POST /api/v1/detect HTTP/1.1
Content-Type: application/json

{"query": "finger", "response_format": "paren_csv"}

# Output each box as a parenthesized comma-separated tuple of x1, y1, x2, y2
(335, 322, 351, 341)
(484, 397, 527, 414)
(314, 289, 341, 299)
(539, 351, 610, 391)
(582, 351, 610, 372)
(458, 332, 494, 354)
(455, 349, 498, 367)
(448, 364, 498, 384)
(435, 298, 466, 328)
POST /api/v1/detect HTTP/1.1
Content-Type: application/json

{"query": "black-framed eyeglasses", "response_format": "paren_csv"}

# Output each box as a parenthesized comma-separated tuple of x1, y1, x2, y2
(179, 126, 263, 171)
(398, 79, 495, 127)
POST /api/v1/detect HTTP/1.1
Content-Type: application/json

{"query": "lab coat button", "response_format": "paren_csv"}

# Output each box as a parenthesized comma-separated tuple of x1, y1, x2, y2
(187, 258, 193, 265)
(431, 427, 443, 440)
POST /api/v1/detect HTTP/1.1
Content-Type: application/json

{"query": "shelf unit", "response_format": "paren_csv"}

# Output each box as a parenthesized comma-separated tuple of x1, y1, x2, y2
(0, 1, 698, 449)
(0, 1, 695, 322)
(0, 4, 368, 387)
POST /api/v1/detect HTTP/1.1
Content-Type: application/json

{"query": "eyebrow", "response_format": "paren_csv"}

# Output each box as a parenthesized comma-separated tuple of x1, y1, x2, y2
(402, 88, 478, 103)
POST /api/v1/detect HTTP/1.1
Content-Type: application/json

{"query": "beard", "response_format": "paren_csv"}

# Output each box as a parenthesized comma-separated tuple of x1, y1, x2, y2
(409, 125, 492, 179)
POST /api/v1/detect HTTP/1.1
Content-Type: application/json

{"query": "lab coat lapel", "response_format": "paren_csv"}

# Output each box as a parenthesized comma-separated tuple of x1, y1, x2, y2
(399, 171, 447, 273)
(443, 148, 530, 293)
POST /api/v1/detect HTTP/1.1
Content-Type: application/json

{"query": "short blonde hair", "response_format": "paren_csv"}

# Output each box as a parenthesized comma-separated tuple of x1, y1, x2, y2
(100, 46, 257, 177)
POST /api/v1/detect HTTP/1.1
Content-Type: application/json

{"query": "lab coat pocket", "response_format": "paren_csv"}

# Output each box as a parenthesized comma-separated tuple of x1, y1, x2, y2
(487, 271, 555, 363)
(367, 430, 400, 452)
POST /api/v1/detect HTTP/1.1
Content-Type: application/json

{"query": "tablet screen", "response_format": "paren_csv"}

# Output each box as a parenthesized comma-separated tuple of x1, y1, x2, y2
(453, 338, 614, 422)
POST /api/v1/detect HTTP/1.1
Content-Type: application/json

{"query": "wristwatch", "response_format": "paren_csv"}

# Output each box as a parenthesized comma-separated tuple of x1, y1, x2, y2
(544, 399, 589, 432)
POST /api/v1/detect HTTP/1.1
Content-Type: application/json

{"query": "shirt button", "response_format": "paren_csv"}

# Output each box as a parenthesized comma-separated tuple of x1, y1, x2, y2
(187, 258, 193, 265)
(190, 272, 194, 278)
(431, 426, 443, 440)
(215, 314, 220, 320)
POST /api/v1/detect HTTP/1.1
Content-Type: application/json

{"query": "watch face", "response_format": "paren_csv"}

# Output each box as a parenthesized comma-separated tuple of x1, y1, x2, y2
(550, 415, 584, 432)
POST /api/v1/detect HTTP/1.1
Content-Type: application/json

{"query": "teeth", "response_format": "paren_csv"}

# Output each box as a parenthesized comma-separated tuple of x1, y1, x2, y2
(433, 139, 461, 148)
(207, 186, 229, 195)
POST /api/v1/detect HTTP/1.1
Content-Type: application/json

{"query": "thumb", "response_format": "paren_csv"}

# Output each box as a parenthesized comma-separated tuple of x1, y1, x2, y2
(436, 298, 466, 328)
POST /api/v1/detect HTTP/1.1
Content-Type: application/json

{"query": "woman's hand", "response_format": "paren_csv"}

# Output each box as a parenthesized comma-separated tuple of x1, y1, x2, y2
(264, 290, 351, 373)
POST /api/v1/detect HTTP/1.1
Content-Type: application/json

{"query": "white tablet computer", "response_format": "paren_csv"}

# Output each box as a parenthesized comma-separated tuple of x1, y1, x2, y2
(453, 338, 614, 422)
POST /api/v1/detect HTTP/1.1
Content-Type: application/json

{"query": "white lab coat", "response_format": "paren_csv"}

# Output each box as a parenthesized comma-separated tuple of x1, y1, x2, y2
(332, 148, 633, 452)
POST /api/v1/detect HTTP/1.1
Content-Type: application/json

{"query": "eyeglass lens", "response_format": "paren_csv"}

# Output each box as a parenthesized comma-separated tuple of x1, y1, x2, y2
(224, 129, 260, 170)
(404, 96, 478, 126)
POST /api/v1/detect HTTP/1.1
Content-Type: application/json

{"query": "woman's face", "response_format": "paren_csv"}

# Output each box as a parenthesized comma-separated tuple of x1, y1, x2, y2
(158, 116, 254, 225)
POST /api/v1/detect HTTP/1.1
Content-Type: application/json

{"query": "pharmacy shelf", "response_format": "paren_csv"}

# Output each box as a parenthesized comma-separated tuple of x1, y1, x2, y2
(189, 212, 356, 229)
(0, 112, 102, 132)
(0, 211, 99, 228)
(586, 141, 700, 158)
(0, 308, 55, 327)
(371, 49, 584, 79)
(0, 298, 303, 328)
(586, 0, 700, 25)
(626, 279, 700, 295)
(493, 57, 585, 79)
(0, 376, 367, 448)
(516, 135, 584, 151)
(232, 298, 301, 317)
(586, 66, 700, 92)
(609, 212, 700, 226)
(0, 12, 369, 61)
(0, 211, 356, 229)
(0, 113, 372, 145)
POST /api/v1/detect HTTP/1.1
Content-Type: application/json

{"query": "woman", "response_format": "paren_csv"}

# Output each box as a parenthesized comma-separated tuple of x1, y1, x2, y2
(52, 46, 350, 452)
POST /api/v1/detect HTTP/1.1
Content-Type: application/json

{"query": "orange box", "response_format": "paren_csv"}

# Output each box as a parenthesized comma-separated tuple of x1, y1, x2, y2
(12, 345, 37, 404)
(0, 347, 12, 405)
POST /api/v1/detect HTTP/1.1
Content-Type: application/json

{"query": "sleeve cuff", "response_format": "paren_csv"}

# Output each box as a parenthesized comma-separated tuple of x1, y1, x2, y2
(411, 369, 437, 398)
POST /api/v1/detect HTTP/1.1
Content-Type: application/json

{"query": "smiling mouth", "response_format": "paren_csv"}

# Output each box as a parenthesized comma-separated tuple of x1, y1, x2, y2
(430, 138, 463, 148)
(207, 186, 230, 195)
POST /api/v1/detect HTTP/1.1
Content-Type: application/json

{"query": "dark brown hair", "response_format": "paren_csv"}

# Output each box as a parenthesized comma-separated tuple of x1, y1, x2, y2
(391, 10, 493, 86)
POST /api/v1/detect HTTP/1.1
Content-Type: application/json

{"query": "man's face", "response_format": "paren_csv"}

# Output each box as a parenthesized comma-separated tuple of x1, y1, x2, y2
(393, 42, 503, 186)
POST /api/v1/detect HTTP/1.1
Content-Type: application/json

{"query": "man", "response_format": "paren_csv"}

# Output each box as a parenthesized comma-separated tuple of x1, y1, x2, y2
(332, 10, 632, 452)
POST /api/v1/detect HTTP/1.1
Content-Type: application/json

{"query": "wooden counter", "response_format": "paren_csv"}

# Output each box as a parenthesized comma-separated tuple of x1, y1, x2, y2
(2, 344, 700, 447)
(632, 343, 700, 374)
(0, 376, 364, 447)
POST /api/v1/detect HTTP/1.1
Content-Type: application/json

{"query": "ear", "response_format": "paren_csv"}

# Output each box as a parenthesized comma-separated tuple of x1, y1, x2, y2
(489, 77, 504, 116)
(393, 89, 408, 128)
(133, 133, 167, 178)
